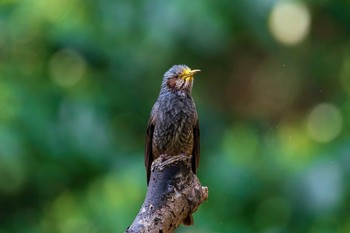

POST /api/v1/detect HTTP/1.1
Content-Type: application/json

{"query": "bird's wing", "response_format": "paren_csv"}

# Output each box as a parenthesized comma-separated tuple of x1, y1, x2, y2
(145, 102, 158, 185)
(192, 118, 200, 174)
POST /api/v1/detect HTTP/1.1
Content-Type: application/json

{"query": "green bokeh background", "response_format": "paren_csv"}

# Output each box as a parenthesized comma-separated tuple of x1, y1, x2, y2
(1, 0, 350, 232)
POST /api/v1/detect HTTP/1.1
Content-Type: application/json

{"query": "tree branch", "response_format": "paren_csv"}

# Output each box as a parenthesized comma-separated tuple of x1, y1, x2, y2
(125, 154, 208, 233)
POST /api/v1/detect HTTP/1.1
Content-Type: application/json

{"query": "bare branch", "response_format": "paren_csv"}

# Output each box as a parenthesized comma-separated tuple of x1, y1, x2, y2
(125, 154, 208, 233)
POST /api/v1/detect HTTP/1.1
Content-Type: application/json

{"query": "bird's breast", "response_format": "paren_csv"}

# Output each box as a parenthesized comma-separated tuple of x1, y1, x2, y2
(152, 94, 196, 157)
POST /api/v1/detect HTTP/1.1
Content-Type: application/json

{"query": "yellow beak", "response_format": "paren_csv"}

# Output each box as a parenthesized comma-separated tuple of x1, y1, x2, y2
(190, 69, 201, 75)
(182, 69, 201, 80)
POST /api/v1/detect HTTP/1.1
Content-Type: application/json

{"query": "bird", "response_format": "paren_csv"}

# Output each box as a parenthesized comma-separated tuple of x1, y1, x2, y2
(144, 64, 201, 226)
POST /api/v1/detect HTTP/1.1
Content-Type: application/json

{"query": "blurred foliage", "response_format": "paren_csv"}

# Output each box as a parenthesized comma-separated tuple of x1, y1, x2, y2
(1, 0, 350, 232)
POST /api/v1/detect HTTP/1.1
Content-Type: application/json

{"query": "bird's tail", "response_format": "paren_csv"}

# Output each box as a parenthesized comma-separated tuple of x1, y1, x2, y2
(182, 214, 194, 226)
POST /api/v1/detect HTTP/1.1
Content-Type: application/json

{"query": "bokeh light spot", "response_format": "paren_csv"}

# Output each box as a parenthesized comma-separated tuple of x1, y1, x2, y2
(269, 2, 311, 46)
(303, 163, 343, 213)
(50, 192, 90, 233)
(307, 103, 343, 143)
(49, 49, 86, 87)
(277, 119, 315, 167)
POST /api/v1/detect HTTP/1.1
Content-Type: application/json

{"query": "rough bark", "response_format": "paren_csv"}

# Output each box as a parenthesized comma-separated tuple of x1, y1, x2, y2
(125, 154, 208, 233)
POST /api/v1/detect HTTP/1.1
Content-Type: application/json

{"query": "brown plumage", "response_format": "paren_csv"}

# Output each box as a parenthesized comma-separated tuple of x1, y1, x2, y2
(144, 64, 201, 225)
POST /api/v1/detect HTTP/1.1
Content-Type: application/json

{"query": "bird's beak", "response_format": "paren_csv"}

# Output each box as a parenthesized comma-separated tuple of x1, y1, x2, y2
(182, 69, 201, 81)
(190, 69, 201, 75)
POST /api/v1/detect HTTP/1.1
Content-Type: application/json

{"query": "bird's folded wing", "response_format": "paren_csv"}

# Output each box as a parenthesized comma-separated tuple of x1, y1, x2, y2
(192, 118, 200, 174)
(145, 102, 158, 185)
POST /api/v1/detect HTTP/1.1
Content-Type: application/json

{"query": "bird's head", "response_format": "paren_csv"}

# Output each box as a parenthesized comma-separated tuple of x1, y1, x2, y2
(161, 65, 200, 94)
